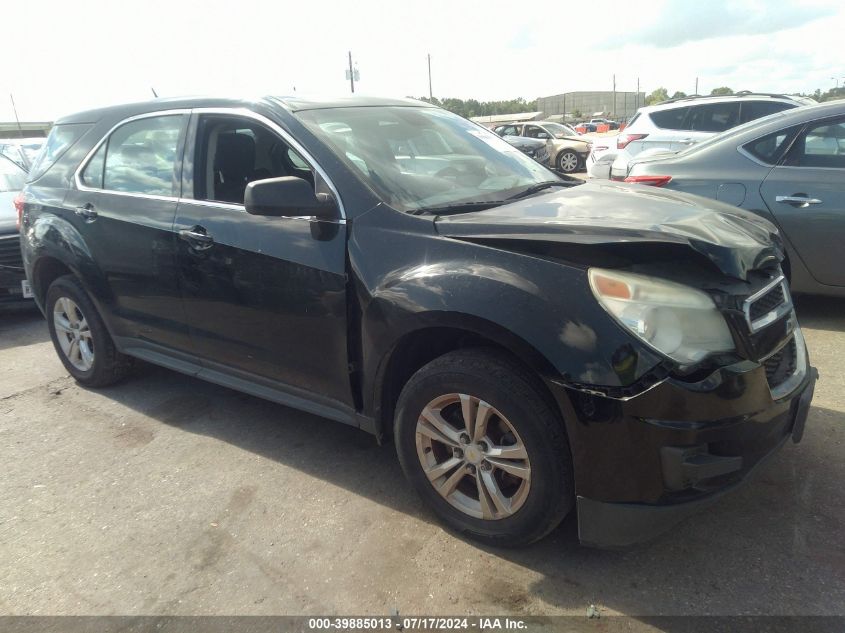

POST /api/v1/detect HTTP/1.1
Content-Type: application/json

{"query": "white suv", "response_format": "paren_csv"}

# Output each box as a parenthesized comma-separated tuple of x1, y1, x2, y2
(608, 92, 815, 179)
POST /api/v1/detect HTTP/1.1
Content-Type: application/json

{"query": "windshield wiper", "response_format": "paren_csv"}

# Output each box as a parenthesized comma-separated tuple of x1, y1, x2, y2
(507, 180, 574, 200)
(410, 200, 509, 216)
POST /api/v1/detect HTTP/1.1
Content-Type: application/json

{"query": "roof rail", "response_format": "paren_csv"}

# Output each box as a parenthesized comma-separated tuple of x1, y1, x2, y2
(655, 91, 806, 106)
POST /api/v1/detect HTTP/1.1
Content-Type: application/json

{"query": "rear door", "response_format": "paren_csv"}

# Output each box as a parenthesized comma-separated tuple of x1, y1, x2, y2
(670, 101, 741, 150)
(759, 116, 845, 287)
(68, 112, 192, 352)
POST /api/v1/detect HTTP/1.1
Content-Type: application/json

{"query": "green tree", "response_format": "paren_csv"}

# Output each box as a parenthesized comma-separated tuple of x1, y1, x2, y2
(645, 87, 669, 105)
(571, 109, 583, 120)
(671, 91, 687, 99)
(710, 87, 733, 96)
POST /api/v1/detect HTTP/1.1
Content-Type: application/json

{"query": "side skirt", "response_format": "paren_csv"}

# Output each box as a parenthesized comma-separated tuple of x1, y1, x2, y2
(114, 337, 376, 435)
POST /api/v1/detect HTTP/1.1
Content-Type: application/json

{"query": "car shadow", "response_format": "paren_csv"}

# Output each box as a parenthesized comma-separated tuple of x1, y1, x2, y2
(97, 357, 843, 618)
(0, 304, 47, 351)
(794, 294, 845, 332)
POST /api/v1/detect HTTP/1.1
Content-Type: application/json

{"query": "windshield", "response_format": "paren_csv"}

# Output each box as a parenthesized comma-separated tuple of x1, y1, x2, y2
(542, 122, 577, 138)
(0, 154, 26, 192)
(296, 106, 561, 213)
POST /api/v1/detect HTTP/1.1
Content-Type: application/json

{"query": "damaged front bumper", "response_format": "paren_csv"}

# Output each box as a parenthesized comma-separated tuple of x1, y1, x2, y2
(549, 327, 817, 548)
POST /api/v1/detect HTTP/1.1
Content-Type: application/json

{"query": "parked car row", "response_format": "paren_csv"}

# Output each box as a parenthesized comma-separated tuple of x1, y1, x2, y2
(0, 154, 31, 304)
(620, 99, 845, 298)
(16, 94, 816, 548)
(588, 92, 813, 178)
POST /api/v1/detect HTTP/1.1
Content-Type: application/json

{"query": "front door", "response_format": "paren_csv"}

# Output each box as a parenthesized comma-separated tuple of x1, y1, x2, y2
(174, 112, 353, 407)
(760, 116, 845, 287)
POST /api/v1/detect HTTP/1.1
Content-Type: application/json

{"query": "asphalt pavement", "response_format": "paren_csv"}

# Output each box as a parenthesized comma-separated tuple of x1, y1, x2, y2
(1, 297, 843, 621)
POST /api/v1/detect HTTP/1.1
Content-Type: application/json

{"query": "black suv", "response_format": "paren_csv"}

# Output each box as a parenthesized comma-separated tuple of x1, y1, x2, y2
(19, 96, 816, 547)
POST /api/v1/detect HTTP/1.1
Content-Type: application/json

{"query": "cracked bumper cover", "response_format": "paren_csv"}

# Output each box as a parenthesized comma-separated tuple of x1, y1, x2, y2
(548, 340, 817, 548)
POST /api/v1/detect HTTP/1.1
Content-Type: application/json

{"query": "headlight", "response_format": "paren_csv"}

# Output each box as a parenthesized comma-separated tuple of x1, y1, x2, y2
(588, 268, 735, 365)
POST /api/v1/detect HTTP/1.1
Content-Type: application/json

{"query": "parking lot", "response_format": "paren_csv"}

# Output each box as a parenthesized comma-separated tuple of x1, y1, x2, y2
(1, 296, 843, 620)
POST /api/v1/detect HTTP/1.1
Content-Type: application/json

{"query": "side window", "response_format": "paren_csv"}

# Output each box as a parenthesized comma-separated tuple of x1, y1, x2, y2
(524, 125, 550, 139)
(194, 115, 313, 205)
(740, 100, 794, 124)
(102, 115, 184, 196)
(784, 119, 845, 169)
(497, 125, 519, 137)
(742, 126, 801, 165)
(28, 123, 91, 181)
(649, 107, 690, 130)
(80, 143, 106, 188)
(686, 102, 741, 132)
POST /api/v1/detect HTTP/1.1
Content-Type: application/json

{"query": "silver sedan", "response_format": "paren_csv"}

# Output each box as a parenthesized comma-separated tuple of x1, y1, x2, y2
(621, 100, 845, 298)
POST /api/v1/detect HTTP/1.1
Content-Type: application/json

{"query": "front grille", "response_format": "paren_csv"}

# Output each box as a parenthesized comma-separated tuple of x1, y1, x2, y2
(764, 337, 797, 390)
(749, 283, 785, 322)
(0, 235, 23, 270)
(744, 276, 791, 332)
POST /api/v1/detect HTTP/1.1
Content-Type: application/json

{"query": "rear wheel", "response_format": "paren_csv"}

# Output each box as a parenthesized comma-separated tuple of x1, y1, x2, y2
(394, 349, 574, 546)
(556, 150, 580, 174)
(46, 275, 131, 387)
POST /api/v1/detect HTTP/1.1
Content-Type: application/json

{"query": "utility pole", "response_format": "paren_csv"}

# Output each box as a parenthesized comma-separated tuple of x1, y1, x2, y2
(9, 94, 23, 138)
(695, 77, 699, 95)
(427, 54, 433, 100)
(636, 77, 640, 109)
(612, 74, 616, 118)
(348, 51, 355, 93)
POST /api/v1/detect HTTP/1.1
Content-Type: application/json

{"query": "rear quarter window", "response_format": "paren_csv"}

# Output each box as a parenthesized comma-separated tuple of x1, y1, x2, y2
(742, 126, 802, 165)
(740, 100, 796, 124)
(648, 107, 690, 130)
(27, 123, 91, 182)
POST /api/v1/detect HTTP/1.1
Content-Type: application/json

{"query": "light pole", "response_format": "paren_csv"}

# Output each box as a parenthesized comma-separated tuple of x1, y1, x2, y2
(427, 54, 433, 100)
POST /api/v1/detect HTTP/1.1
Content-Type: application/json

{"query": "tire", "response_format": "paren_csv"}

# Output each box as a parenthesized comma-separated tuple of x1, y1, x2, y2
(394, 348, 574, 547)
(46, 275, 131, 387)
(556, 150, 580, 174)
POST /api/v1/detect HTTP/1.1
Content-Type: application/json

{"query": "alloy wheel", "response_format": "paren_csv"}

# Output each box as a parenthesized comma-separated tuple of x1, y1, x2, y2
(415, 393, 531, 520)
(558, 151, 578, 173)
(53, 296, 95, 371)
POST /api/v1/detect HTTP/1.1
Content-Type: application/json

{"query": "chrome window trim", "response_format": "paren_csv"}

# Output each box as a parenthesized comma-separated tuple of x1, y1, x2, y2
(73, 109, 190, 200)
(743, 275, 792, 333)
(72, 106, 347, 222)
(187, 107, 346, 219)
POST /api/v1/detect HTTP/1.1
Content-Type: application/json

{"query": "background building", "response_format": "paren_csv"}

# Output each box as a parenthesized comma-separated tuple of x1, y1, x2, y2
(537, 91, 645, 121)
(0, 121, 52, 139)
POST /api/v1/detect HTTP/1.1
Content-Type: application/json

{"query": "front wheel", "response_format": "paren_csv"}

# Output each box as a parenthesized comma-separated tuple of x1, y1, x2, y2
(556, 150, 580, 174)
(394, 349, 574, 547)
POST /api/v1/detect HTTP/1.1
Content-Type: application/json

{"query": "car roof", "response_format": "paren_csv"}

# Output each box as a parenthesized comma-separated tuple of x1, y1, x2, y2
(55, 95, 435, 124)
(642, 92, 815, 113)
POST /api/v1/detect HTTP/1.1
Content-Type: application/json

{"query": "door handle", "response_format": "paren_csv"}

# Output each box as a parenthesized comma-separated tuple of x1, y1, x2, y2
(775, 195, 822, 207)
(676, 138, 695, 145)
(74, 205, 98, 221)
(178, 226, 214, 248)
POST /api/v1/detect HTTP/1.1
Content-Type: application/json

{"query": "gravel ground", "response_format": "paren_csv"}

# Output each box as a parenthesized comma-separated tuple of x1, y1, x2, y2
(1, 296, 843, 621)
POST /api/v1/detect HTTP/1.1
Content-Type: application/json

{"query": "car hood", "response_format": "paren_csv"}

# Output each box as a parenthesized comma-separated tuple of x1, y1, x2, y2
(555, 136, 589, 145)
(434, 181, 782, 280)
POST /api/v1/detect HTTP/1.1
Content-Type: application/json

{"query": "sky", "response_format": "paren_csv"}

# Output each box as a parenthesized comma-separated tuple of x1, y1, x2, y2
(3, 0, 844, 122)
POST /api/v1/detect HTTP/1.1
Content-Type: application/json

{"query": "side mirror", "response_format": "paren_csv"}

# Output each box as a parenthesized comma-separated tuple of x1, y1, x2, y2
(244, 176, 337, 219)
